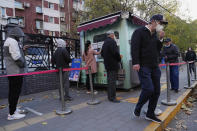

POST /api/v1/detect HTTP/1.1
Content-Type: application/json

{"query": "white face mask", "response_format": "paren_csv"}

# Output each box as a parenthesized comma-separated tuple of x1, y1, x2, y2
(156, 23, 164, 32)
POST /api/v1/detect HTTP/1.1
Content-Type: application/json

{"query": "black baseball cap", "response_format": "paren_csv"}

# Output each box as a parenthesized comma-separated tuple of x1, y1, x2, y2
(150, 14, 168, 25)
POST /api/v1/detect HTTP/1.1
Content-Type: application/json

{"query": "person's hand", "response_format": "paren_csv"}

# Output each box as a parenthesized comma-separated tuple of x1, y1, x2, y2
(164, 56, 168, 62)
(133, 64, 140, 71)
(23, 45, 30, 50)
(159, 30, 165, 40)
(120, 55, 123, 59)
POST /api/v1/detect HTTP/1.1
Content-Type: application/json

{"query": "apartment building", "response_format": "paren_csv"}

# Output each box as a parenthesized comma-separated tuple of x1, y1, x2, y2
(0, 0, 83, 37)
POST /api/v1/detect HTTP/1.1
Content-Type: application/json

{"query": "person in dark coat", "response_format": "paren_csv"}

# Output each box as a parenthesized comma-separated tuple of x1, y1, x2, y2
(101, 30, 121, 103)
(162, 38, 179, 92)
(185, 47, 196, 76)
(131, 14, 167, 123)
(52, 39, 72, 101)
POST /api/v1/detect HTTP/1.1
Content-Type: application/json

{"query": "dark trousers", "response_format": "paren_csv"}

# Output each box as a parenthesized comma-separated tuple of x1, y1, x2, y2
(135, 66, 161, 116)
(107, 71, 117, 101)
(86, 73, 96, 91)
(170, 65, 179, 90)
(57, 71, 70, 98)
(189, 63, 195, 75)
(8, 76, 23, 115)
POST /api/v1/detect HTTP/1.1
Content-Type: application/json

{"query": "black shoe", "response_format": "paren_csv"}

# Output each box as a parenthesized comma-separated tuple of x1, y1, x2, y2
(174, 89, 179, 93)
(133, 109, 140, 118)
(64, 96, 73, 101)
(111, 99, 120, 103)
(170, 88, 174, 90)
(145, 115, 162, 123)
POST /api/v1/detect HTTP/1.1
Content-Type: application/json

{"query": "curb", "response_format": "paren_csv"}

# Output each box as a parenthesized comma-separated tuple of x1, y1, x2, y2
(144, 81, 197, 131)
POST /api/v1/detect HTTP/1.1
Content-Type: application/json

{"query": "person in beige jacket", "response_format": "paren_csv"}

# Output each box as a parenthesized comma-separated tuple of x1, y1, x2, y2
(82, 40, 100, 94)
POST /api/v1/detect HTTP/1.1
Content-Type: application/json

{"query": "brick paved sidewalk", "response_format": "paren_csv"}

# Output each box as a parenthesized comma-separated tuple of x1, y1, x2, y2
(0, 65, 193, 131)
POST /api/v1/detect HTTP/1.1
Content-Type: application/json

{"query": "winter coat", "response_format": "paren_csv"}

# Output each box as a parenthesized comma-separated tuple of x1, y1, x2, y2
(131, 26, 163, 68)
(52, 47, 71, 69)
(101, 37, 121, 71)
(3, 37, 27, 75)
(185, 50, 196, 62)
(82, 49, 97, 74)
(162, 44, 179, 63)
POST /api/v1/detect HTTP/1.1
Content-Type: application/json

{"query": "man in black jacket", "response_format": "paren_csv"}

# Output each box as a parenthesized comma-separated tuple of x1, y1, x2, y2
(101, 30, 121, 103)
(185, 47, 196, 76)
(162, 38, 179, 92)
(52, 39, 72, 101)
(131, 14, 167, 123)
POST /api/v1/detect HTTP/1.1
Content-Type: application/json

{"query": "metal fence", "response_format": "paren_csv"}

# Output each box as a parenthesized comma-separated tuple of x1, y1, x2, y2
(0, 25, 80, 73)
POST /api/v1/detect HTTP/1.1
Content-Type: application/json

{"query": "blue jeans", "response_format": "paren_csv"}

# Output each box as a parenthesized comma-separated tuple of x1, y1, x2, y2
(135, 66, 161, 116)
(170, 65, 179, 90)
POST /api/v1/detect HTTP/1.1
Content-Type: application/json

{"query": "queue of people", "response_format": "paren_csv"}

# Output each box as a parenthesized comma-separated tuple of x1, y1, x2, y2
(3, 13, 196, 125)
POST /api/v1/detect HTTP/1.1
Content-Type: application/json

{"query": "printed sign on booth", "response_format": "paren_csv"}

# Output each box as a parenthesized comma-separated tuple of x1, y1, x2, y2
(69, 58, 82, 81)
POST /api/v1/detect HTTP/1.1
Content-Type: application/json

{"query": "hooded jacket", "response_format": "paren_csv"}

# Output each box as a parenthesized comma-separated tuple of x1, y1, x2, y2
(4, 37, 27, 75)
(52, 39, 71, 69)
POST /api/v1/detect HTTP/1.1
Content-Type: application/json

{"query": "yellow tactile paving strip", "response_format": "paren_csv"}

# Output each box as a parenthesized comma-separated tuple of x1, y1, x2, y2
(123, 84, 167, 104)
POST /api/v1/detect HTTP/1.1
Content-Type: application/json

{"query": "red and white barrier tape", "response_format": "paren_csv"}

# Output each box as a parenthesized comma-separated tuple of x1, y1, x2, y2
(0, 66, 89, 78)
(159, 61, 194, 67)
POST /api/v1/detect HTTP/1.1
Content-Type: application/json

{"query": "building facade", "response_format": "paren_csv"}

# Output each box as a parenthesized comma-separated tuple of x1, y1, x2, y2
(0, 0, 85, 37)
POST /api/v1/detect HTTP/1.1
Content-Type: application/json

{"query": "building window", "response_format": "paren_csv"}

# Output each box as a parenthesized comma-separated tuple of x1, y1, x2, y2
(60, 17, 65, 22)
(15, 1, 24, 9)
(49, 17, 54, 23)
(49, 31, 55, 36)
(36, 6, 42, 14)
(0, 7, 6, 17)
(48, 3, 54, 9)
(59, 0, 64, 7)
(16, 17, 25, 27)
(36, 20, 43, 29)
(7, 18, 19, 24)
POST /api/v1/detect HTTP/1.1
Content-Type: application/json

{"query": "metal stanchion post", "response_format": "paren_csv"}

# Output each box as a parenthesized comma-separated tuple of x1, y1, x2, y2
(56, 68, 72, 115)
(184, 62, 192, 89)
(192, 62, 197, 81)
(161, 63, 177, 106)
(87, 66, 101, 105)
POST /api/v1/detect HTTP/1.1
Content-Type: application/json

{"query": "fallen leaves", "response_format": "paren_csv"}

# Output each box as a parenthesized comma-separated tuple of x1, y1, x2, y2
(181, 96, 197, 115)
(0, 105, 6, 110)
(19, 98, 34, 103)
(175, 120, 187, 130)
(42, 95, 49, 99)
(41, 122, 48, 125)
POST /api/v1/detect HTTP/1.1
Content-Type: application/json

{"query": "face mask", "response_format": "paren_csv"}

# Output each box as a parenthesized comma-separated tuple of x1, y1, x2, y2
(156, 23, 164, 32)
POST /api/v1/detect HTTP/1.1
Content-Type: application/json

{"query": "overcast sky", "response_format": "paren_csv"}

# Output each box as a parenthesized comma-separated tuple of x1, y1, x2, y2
(177, 0, 197, 21)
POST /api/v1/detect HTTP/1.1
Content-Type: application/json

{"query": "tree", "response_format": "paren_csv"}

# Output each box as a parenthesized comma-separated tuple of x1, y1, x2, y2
(81, 0, 197, 52)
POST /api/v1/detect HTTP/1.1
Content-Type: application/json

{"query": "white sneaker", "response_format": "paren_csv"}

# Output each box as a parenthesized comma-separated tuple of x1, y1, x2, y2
(94, 90, 98, 95)
(15, 108, 26, 114)
(7, 113, 26, 120)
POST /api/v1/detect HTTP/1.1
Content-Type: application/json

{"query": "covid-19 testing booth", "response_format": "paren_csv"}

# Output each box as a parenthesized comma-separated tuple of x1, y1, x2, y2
(77, 11, 148, 90)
